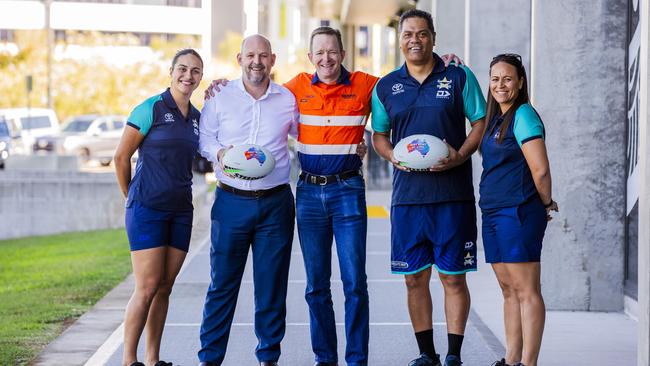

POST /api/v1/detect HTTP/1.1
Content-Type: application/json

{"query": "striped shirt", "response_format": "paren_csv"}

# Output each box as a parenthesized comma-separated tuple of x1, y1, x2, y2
(284, 67, 378, 175)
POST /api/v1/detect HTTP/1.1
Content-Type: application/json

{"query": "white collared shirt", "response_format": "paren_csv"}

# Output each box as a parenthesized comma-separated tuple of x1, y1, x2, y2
(199, 78, 299, 190)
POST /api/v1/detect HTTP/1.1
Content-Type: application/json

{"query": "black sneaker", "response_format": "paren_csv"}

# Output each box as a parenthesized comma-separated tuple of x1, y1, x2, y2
(154, 362, 173, 366)
(408, 353, 441, 366)
(129, 363, 145, 366)
(491, 359, 509, 366)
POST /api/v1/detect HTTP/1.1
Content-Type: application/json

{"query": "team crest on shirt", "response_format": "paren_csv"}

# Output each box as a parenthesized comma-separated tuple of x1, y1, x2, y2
(192, 119, 199, 135)
(436, 77, 452, 99)
(464, 253, 475, 266)
(164, 113, 174, 122)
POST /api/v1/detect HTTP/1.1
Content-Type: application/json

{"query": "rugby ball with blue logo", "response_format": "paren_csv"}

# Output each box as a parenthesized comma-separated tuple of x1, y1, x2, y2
(222, 144, 276, 180)
(393, 134, 449, 170)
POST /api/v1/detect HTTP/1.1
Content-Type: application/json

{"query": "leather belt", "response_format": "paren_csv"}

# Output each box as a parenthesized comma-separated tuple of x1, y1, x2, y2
(217, 182, 288, 198)
(299, 170, 360, 186)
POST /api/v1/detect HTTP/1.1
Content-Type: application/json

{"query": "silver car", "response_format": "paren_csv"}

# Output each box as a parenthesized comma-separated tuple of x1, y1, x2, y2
(34, 114, 126, 166)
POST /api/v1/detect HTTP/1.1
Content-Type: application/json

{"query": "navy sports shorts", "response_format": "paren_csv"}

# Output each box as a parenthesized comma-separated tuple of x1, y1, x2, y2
(125, 200, 193, 252)
(481, 197, 547, 263)
(390, 202, 477, 275)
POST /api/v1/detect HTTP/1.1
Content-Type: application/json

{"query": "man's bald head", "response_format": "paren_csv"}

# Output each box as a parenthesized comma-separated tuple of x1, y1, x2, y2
(241, 35, 272, 54)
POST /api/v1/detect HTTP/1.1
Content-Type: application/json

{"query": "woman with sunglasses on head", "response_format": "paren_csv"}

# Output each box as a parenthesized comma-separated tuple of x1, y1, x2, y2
(478, 53, 558, 366)
(114, 48, 203, 366)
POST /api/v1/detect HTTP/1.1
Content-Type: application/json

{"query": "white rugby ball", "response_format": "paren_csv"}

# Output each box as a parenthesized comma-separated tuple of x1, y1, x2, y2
(393, 134, 449, 170)
(222, 144, 276, 180)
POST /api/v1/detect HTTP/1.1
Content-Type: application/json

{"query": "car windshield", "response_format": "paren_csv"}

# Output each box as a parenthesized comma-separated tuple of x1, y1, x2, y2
(0, 121, 9, 137)
(21, 116, 52, 130)
(62, 118, 94, 132)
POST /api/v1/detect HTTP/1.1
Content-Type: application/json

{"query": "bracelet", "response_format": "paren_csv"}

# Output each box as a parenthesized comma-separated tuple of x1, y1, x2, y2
(543, 199, 554, 208)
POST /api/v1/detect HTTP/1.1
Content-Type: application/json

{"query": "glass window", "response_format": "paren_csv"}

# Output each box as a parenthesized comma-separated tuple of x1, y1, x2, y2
(20, 116, 53, 130)
(62, 118, 94, 132)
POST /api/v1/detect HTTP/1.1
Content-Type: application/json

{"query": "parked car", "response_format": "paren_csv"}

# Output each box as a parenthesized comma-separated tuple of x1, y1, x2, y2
(0, 108, 60, 155)
(34, 114, 126, 166)
(0, 117, 11, 169)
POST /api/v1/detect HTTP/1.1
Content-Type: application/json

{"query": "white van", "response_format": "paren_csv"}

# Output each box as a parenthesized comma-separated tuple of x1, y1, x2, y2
(0, 108, 60, 155)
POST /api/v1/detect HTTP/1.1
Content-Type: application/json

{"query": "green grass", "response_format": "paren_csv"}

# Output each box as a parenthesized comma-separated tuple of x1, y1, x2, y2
(0, 229, 131, 365)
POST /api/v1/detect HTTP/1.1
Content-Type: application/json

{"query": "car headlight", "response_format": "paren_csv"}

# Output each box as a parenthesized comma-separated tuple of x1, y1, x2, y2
(0, 141, 6, 151)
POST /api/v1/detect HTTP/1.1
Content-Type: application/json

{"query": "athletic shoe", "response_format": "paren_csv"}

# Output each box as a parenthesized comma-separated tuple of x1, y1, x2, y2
(443, 355, 462, 366)
(154, 362, 172, 366)
(408, 353, 441, 366)
(491, 359, 509, 366)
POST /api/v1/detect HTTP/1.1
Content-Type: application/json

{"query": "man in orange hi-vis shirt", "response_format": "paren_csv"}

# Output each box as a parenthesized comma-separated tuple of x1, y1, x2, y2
(283, 27, 377, 366)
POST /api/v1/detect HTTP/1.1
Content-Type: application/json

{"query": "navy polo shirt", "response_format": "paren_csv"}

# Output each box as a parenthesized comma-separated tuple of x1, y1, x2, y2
(126, 88, 200, 211)
(479, 103, 545, 210)
(372, 53, 486, 206)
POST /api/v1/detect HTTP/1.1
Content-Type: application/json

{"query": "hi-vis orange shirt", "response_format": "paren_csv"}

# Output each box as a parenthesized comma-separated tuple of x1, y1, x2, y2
(284, 67, 378, 175)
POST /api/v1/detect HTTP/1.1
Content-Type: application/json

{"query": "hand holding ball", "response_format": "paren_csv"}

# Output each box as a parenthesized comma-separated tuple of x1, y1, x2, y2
(221, 144, 276, 180)
(393, 134, 449, 171)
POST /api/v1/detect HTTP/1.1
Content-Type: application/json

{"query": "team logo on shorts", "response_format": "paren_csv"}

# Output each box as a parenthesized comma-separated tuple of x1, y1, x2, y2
(464, 241, 474, 249)
(164, 113, 174, 122)
(244, 147, 267, 166)
(464, 253, 475, 266)
(392, 261, 409, 269)
(406, 139, 430, 157)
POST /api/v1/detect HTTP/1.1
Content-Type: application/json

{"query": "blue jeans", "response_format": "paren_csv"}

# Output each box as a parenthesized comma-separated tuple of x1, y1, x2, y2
(296, 175, 369, 366)
(198, 186, 295, 364)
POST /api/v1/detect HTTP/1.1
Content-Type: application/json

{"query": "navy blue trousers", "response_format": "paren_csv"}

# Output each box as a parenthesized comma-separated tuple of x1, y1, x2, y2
(198, 186, 295, 364)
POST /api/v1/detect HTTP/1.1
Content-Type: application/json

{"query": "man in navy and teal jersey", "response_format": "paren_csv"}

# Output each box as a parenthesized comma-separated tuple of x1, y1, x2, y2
(371, 9, 485, 366)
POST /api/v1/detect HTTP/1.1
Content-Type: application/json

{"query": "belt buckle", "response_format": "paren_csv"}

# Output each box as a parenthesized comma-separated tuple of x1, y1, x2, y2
(252, 189, 263, 198)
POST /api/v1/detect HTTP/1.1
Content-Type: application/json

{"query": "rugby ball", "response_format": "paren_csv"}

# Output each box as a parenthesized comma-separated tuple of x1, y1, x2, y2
(393, 134, 449, 170)
(222, 144, 276, 180)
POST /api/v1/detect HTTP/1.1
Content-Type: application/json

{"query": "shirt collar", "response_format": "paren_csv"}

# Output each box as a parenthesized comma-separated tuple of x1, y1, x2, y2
(235, 78, 282, 99)
(161, 88, 178, 110)
(311, 66, 351, 86)
(398, 52, 446, 79)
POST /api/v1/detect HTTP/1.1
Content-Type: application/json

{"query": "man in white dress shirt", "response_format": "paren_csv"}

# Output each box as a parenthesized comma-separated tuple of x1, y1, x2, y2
(197, 34, 299, 366)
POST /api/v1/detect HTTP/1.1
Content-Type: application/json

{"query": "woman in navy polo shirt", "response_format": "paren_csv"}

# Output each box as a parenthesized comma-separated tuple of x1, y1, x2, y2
(114, 49, 203, 366)
(479, 54, 558, 366)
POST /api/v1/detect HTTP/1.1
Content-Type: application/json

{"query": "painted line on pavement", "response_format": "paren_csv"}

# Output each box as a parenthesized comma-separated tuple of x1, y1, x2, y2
(166, 322, 447, 327)
(177, 279, 439, 284)
(84, 234, 212, 366)
(367, 205, 389, 218)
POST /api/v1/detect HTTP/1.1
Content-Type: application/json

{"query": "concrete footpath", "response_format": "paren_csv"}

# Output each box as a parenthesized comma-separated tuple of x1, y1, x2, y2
(36, 190, 637, 365)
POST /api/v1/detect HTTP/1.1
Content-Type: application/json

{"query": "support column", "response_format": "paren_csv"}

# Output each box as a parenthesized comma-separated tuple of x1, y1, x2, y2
(531, 0, 627, 311)
(431, 0, 465, 59)
(467, 0, 530, 92)
(638, 0, 650, 363)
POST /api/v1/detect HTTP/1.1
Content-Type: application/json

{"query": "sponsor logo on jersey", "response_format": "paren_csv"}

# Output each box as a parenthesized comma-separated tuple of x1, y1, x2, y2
(192, 119, 199, 135)
(392, 83, 405, 95)
(244, 147, 266, 166)
(407, 139, 430, 157)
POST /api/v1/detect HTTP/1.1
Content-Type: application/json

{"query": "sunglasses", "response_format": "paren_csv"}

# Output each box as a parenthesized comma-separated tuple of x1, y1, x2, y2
(493, 53, 522, 62)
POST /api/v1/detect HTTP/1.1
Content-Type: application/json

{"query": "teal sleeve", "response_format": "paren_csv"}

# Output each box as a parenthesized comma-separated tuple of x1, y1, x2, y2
(513, 104, 545, 147)
(371, 85, 391, 133)
(127, 95, 159, 136)
(461, 65, 487, 123)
